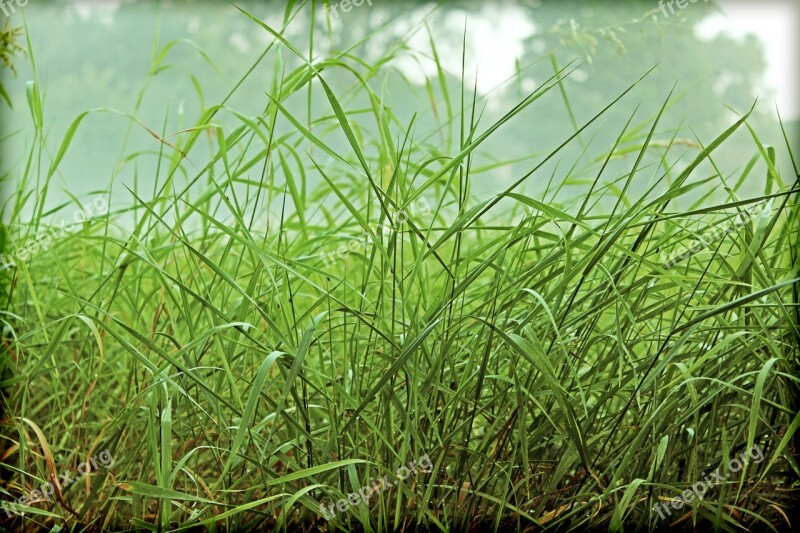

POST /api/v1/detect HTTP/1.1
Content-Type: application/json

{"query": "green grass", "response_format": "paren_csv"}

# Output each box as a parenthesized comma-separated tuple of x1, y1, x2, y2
(1, 4, 799, 532)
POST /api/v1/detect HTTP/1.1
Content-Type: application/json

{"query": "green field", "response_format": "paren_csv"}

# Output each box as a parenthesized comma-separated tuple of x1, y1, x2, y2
(1, 3, 799, 531)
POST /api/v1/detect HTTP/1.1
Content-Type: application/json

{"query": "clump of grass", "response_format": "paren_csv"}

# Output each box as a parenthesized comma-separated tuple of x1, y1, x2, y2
(1, 5, 798, 532)
(0, 19, 25, 107)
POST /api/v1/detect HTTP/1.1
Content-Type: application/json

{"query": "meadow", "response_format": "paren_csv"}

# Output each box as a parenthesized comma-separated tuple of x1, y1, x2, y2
(1, 3, 798, 531)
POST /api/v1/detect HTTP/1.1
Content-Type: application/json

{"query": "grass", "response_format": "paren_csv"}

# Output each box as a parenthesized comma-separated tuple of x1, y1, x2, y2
(1, 4, 799, 532)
